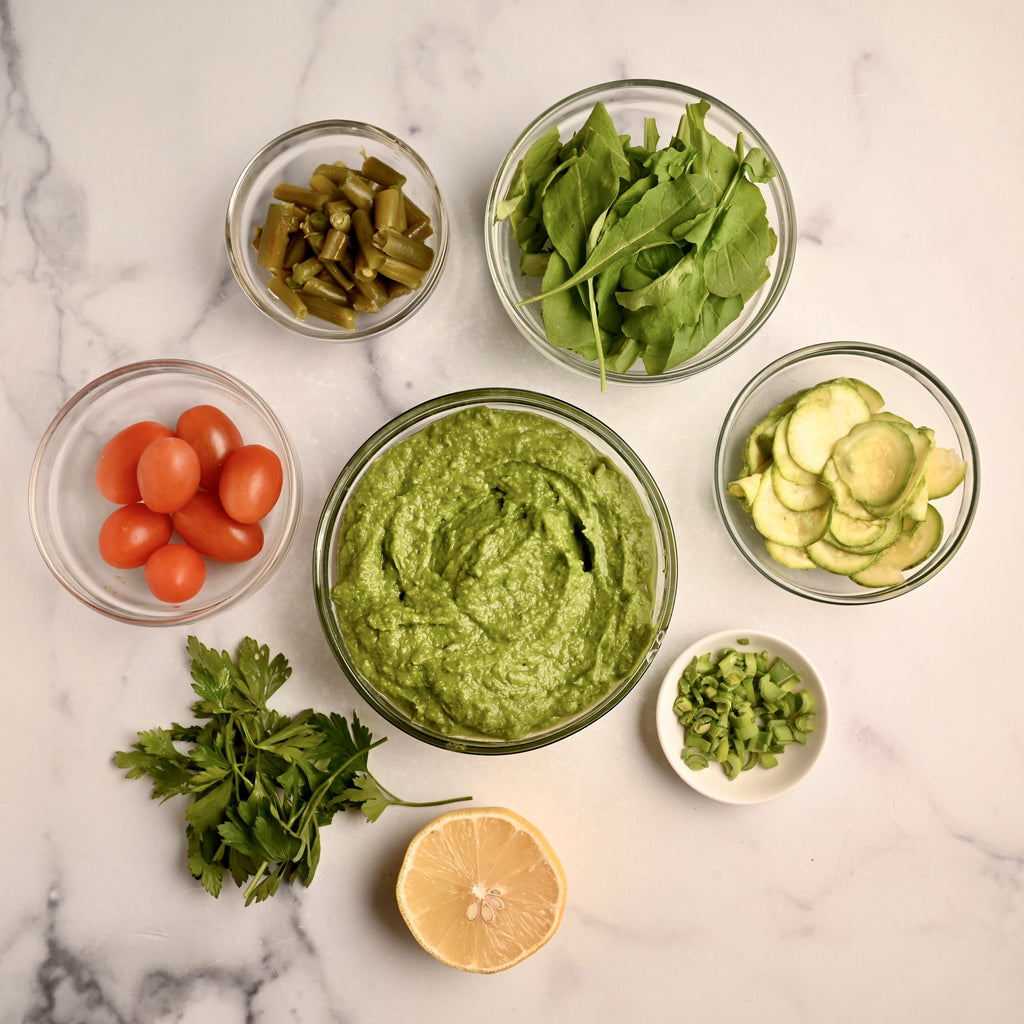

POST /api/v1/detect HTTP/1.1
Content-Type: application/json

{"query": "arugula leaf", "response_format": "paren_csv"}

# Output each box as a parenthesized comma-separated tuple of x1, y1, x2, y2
(113, 636, 471, 905)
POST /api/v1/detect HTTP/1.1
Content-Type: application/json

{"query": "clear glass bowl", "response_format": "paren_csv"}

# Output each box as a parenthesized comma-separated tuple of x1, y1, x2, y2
(226, 120, 448, 341)
(313, 388, 678, 754)
(484, 79, 796, 386)
(29, 359, 301, 625)
(714, 342, 980, 604)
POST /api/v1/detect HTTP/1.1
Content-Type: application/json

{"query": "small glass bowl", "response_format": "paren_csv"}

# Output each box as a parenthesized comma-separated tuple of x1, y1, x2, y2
(226, 120, 448, 341)
(714, 342, 980, 604)
(655, 629, 829, 804)
(484, 79, 795, 386)
(29, 359, 301, 625)
(313, 388, 678, 754)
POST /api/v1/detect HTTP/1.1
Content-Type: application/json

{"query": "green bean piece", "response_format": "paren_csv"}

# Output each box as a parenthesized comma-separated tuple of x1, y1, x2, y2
(360, 155, 407, 189)
(374, 187, 407, 232)
(291, 256, 323, 286)
(309, 173, 340, 197)
(305, 210, 330, 234)
(378, 253, 426, 289)
(339, 170, 376, 212)
(384, 279, 413, 301)
(351, 208, 385, 274)
(373, 227, 434, 270)
(325, 204, 352, 233)
(318, 226, 350, 263)
(256, 203, 302, 273)
(301, 276, 351, 304)
(401, 193, 431, 231)
(282, 233, 308, 270)
(672, 645, 815, 779)
(268, 275, 308, 320)
(405, 218, 434, 243)
(313, 162, 348, 184)
(353, 273, 388, 310)
(273, 183, 329, 211)
(302, 293, 358, 329)
(321, 259, 355, 291)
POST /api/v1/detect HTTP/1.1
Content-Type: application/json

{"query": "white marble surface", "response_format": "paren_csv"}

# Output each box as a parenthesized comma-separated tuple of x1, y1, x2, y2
(3, 1, 1022, 1020)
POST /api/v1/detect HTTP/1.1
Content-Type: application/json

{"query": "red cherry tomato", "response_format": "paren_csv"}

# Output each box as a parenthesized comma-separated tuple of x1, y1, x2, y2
(172, 491, 264, 563)
(136, 435, 202, 513)
(218, 444, 284, 524)
(144, 543, 207, 603)
(98, 503, 174, 569)
(95, 421, 174, 504)
(175, 404, 244, 492)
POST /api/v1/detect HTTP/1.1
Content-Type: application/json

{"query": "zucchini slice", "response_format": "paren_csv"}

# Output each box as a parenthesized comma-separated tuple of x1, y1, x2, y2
(771, 469, 831, 512)
(785, 382, 872, 475)
(751, 467, 830, 547)
(925, 446, 968, 499)
(833, 420, 915, 507)
(741, 389, 807, 476)
(806, 537, 881, 576)
(772, 412, 820, 485)
(765, 540, 816, 570)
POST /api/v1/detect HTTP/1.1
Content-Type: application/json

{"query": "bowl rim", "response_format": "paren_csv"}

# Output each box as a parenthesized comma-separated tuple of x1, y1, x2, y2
(655, 627, 830, 804)
(225, 118, 449, 342)
(28, 357, 302, 626)
(484, 78, 797, 386)
(312, 386, 678, 754)
(713, 340, 981, 604)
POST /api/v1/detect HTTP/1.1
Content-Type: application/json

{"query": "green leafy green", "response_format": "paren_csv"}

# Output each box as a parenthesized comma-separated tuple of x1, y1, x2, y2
(114, 636, 470, 904)
(496, 99, 779, 386)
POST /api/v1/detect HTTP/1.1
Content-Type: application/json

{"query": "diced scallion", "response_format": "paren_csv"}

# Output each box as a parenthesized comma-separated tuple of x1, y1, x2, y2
(672, 644, 816, 779)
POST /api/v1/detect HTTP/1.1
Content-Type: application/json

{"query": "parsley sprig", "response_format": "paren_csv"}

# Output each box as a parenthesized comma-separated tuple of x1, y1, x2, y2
(114, 635, 470, 905)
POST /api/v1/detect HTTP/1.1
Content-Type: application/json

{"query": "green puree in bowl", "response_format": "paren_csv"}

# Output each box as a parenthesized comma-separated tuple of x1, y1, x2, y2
(331, 406, 657, 740)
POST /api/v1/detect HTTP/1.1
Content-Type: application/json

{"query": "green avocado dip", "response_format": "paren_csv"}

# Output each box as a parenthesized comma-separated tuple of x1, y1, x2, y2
(330, 405, 658, 740)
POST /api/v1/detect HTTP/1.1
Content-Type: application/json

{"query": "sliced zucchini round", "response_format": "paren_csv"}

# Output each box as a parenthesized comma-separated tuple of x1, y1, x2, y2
(785, 381, 872, 475)
(765, 540, 816, 570)
(833, 420, 915, 507)
(771, 469, 831, 511)
(751, 467, 830, 547)
(805, 537, 881, 576)
(925, 446, 968, 499)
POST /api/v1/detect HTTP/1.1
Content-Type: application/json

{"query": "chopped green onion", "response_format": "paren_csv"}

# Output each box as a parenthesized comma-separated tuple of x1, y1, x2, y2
(672, 644, 816, 780)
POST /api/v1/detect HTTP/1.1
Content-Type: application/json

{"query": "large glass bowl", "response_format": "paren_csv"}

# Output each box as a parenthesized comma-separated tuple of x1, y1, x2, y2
(484, 79, 796, 386)
(313, 388, 678, 754)
(714, 342, 980, 604)
(226, 120, 448, 342)
(29, 359, 301, 625)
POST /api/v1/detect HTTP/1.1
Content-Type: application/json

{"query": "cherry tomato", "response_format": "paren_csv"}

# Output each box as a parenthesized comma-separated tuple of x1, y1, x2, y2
(144, 543, 207, 603)
(136, 435, 202, 513)
(172, 491, 264, 563)
(175, 404, 244, 491)
(218, 444, 284, 524)
(98, 503, 174, 569)
(95, 420, 174, 504)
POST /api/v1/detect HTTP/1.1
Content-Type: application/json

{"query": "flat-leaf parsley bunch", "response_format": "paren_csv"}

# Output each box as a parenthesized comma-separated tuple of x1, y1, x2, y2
(114, 636, 470, 904)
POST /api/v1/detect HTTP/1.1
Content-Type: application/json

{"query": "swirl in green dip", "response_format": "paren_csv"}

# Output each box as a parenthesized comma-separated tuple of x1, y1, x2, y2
(331, 406, 657, 740)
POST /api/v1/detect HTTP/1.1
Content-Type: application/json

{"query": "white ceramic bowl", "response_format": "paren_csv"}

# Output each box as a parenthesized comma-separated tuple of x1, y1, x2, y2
(655, 629, 829, 804)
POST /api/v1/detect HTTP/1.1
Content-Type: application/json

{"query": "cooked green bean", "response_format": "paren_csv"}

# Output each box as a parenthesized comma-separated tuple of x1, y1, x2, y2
(351, 208, 384, 273)
(373, 226, 434, 270)
(313, 161, 347, 184)
(374, 187, 407, 231)
(309, 172, 340, 196)
(256, 202, 302, 273)
(361, 155, 406, 188)
(339, 170, 376, 212)
(353, 273, 388, 311)
(378, 253, 426, 289)
(291, 256, 323, 286)
(273, 183, 328, 210)
(268, 275, 308, 319)
(301, 276, 351, 304)
(321, 259, 355, 291)
(302, 293, 358, 329)
(318, 226, 349, 262)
